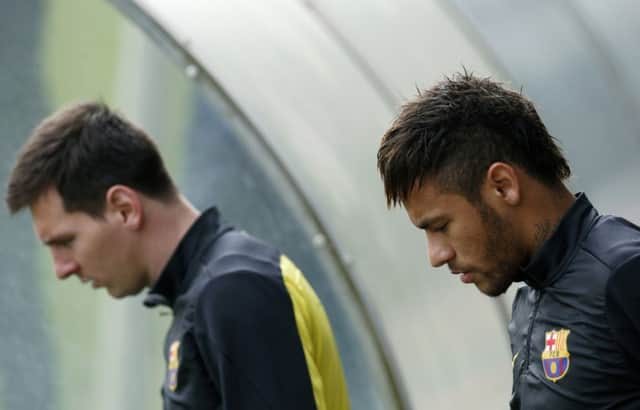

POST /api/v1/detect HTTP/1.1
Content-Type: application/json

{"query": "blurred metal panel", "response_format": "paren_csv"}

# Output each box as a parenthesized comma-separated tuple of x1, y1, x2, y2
(108, 1, 514, 408)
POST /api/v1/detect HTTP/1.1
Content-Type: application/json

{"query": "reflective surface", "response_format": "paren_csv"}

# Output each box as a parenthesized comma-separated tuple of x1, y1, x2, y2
(450, 0, 640, 223)
(2, 1, 640, 409)
(124, 0, 511, 407)
(0, 1, 401, 409)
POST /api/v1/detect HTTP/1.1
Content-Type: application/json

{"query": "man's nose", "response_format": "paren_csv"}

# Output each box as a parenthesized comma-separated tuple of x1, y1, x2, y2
(428, 240, 454, 268)
(53, 257, 78, 279)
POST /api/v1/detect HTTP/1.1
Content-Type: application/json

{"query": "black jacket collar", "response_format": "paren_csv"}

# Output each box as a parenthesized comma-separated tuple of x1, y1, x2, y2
(144, 207, 231, 308)
(520, 193, 599, 289)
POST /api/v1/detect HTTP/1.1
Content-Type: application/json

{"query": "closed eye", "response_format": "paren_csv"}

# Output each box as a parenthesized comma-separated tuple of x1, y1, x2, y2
(45, 236, 75, 248)
(417, 216, 450, 233)
(432, 223, 449, 233)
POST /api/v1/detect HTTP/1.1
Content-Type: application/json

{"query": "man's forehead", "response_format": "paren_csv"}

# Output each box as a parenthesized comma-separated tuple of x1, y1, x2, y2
(31, 188, 65, 215)
(30, 188, 70, 239)
(405, 181, 464, 224)
(405, 179, 444, 208)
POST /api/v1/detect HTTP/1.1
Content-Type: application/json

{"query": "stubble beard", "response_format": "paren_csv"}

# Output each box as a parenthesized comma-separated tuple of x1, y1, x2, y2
(476, 202, 525, 297)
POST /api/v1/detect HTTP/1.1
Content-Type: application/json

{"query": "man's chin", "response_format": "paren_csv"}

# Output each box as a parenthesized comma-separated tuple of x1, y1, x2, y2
(106, 286, 143, 299)
(106, 287, 128, 299)
(475, 280, 512, 297)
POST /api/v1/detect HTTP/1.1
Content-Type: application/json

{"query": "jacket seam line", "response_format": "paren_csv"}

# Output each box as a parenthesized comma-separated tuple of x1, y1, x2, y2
(579, 245, 614, 271)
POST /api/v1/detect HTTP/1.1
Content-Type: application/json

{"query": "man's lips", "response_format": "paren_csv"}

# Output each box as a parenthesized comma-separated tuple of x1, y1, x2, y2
(80, 276, 101, 288)
(450, 270, 474, 284)
(460, 272, 474, 284)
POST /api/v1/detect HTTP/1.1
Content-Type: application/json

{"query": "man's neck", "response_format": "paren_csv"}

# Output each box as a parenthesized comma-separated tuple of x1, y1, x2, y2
(142, 196, 200, 287)
(523, 184, 576, 259)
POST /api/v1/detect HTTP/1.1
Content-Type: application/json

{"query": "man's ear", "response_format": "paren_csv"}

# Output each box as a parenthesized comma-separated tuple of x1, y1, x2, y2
(105, 185, 143, 229)
(483, 162, 520, 206)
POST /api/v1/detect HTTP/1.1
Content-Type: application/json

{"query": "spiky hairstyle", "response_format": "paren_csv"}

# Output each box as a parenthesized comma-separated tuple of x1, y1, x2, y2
(377, 71, 570, 206)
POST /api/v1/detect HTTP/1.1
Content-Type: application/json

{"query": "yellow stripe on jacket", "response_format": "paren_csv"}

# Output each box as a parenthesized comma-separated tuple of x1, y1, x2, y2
(280, 255, 351, 410)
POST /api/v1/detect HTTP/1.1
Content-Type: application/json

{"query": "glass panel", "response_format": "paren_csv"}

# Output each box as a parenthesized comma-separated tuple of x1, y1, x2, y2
(0, 2, 51, 410)
(121, 1, 512, 408)
(0, 1, 400, 409)
(449, 0, 640, 224)
(178, 84, 400, 410)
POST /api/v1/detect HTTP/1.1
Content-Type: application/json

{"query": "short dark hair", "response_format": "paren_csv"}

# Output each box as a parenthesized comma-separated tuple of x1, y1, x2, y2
(377, 71, 571, 207)
(6, 101, 177, 215)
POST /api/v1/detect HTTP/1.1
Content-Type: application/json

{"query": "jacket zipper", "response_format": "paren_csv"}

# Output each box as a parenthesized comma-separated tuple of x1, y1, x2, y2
(513, 289, 544, 395)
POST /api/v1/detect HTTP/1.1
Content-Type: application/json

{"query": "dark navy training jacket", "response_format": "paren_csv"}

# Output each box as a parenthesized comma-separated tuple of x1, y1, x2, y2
(509, 194, 640, 409)
(144, 208, 350, 410)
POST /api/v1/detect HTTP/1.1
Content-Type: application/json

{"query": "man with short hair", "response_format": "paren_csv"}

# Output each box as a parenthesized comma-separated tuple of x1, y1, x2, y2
(6, 102, 350, 410)
(377, 72, 640, 409)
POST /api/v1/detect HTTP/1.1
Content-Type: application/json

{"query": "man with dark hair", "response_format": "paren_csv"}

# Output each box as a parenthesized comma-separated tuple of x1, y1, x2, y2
(6, 102, 350, 410)
(377, 72, 640, 408)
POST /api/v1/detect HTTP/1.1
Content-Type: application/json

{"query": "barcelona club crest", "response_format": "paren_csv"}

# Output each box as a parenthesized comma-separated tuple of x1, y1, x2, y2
(168, 340, 181, 391)
(541, 329, 571, 382)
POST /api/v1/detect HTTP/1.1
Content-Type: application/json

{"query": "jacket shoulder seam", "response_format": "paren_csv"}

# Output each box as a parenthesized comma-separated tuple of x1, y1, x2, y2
(579, 245, 614, 271)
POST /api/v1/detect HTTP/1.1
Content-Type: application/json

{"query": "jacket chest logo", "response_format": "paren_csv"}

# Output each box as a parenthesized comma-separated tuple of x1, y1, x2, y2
(167, 340, 181, 391)
(541, 329, 571, 382)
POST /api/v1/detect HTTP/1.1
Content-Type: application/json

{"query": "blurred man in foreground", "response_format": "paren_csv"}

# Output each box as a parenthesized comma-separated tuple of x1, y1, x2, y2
(377, 72, 640, 409)
(6, 102, 350, 410)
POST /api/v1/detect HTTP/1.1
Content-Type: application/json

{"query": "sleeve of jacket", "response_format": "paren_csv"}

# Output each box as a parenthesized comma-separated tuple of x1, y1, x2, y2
(606, 255, 640, 371)
(192, 271, 318, 410)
